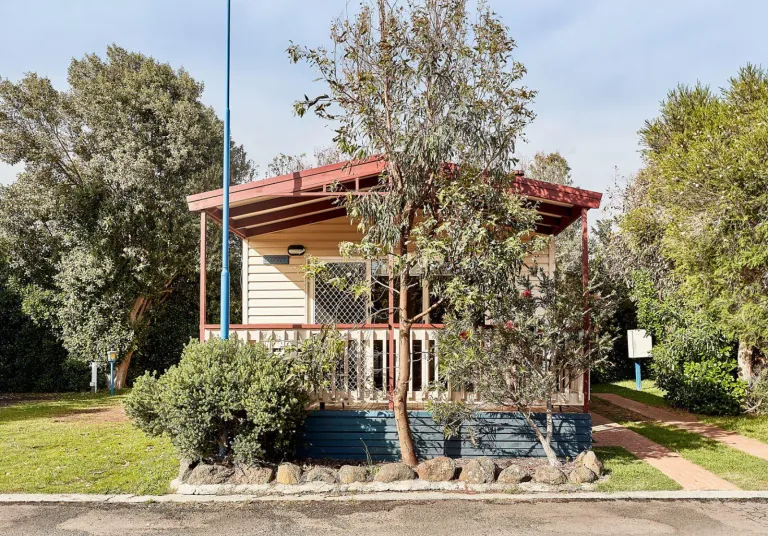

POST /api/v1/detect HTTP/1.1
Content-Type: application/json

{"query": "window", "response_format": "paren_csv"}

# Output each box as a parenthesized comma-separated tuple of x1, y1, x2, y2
(312, 259, 427, 324)
(313, 262, 367, 324)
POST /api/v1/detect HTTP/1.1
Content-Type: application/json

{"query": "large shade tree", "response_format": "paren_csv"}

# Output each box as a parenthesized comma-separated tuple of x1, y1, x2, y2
(0, 46, 252, 387)
(290, 0, 538, 465)
(625, 65, 768, 381)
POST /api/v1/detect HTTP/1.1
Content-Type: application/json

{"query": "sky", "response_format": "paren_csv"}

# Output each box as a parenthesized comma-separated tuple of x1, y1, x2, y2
(1, 0, 767, 215)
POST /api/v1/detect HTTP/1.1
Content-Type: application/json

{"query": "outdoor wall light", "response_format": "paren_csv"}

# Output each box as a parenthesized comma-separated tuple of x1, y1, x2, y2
(287, 245, 306, 256)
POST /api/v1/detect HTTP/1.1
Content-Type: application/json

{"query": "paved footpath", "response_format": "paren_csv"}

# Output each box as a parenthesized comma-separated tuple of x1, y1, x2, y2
(2, 498, 768, 535)
(594, 393, 768, 462)
(591, 413, 738, 491)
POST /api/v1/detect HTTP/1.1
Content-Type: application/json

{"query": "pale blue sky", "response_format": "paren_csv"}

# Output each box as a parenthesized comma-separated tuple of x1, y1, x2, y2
(1, 0, 767, 213)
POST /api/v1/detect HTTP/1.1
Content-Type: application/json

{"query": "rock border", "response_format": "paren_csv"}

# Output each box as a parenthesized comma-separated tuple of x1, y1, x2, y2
(171, 478, 600, 496)
(173, 453, 603, 496)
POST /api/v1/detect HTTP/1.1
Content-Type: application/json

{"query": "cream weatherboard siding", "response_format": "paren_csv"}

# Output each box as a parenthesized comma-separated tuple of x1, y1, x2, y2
(242, 216, 555, 325)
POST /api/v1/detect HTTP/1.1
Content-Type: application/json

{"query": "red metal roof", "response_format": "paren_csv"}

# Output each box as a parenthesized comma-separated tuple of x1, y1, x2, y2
(187, 157, 602, 238)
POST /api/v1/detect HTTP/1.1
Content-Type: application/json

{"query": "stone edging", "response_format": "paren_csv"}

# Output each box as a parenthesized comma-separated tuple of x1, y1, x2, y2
(171, 478, 589, 496)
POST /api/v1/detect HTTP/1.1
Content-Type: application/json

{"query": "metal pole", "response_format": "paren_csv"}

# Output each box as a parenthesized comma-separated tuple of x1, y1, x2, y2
(220, 0, 231, 340)
(635, 360, 642, 391)
(200, 212, 207, 341)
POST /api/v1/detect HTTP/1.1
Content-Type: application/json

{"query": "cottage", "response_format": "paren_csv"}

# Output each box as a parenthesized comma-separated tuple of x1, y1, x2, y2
(186, 158, 601, 459)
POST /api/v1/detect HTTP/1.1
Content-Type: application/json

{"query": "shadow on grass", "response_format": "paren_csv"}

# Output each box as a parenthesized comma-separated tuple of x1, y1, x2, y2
(628, 421, 768, 489)
(593, 446, 682, 491)
(0, 391, 128, 425)
(592, 382, 668, 409)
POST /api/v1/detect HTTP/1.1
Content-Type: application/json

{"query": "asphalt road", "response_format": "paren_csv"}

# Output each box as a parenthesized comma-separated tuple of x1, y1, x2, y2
(1, 500, 767, 535)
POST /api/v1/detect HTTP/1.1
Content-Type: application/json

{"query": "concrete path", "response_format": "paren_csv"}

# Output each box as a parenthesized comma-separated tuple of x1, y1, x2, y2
(594, 393, 768, 462)
(2, 498, 768, 535)
(592, 413, 738, 491)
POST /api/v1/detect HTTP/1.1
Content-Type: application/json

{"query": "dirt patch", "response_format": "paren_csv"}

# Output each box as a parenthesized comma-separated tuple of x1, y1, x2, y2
(52, 405, 128, 424)
(0, 393, 60, 407)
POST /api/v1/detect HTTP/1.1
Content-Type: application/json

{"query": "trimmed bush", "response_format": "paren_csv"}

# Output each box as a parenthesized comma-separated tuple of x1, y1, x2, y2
(126, 335, 342, 463)
(652, 327, 745, 415)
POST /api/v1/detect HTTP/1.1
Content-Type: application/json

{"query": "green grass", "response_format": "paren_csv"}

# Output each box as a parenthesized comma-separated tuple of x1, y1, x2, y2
(698, 414, 768, 445)
(594, 379, 768, 445)
(593, 446, 681, 492)
(626, 421, 768, 490)
(0, 391, 176, 494)
(592, 380, 669, 408)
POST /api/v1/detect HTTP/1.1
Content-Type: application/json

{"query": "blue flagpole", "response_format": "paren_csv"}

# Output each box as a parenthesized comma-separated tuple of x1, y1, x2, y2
(220, 0, 231, 340)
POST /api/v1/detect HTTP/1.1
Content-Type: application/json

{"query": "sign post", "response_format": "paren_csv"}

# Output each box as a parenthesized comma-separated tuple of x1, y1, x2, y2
(90, 362, 98, 393)
(627, 329, 652, 390)
(107, 350, 117, 396)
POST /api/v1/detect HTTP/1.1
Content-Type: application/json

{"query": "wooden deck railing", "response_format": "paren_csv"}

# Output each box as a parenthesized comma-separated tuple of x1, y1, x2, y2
(202, 324, 585, 406)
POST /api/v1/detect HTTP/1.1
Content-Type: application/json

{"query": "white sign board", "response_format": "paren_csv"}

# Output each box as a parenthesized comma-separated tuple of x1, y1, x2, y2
(90, 361, 99, 390)
(628, 329, 653, 359)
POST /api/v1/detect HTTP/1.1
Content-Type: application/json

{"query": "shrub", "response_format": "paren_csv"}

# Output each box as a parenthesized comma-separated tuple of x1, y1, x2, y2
(125, 334, 342, 463)
(652, 323, 745, 415)
(659, 358, 745, 415)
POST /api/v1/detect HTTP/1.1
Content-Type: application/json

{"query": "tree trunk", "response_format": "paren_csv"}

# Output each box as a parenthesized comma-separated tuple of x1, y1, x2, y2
(738, 340, 754, 382)
(113, 350, 133, 389)
(394, 263, 418, 467)
(521, 407, 559, 467)
(110, 295, 151, 389)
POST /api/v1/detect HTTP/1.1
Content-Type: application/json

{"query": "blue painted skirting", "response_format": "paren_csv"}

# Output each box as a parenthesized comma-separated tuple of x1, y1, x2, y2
(297, 410, 592, 461)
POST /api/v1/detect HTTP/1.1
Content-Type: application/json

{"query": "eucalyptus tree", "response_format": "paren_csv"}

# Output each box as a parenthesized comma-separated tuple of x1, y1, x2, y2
(0, 46, 252, 387)
(290, 0, 537, 465)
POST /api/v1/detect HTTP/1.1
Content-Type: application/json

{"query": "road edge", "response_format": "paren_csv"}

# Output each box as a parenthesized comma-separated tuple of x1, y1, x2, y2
(1, 491, 768, 504)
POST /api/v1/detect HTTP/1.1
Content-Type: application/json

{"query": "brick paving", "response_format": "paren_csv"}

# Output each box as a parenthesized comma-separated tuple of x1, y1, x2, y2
(594, 393, 768, 463)
(592, 412, 739, 491)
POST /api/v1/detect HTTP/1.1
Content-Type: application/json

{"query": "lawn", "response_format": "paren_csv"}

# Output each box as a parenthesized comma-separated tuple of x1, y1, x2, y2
(591, 392, 768, 490)
(593, 446, 681, 492)
(593, 379, 768, 445)
(592, 379, 667, 408)
(0, 391, 177, 494)
(628, 422, 768, 490)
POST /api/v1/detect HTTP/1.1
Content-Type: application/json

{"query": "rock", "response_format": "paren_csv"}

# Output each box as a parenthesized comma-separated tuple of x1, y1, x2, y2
(338, 465, 369, 484)
(576, 450, 604, 477)
(306, 466, 338, 484)
(459, 457, 496, 484)
(276, 463, 303, 484)
(185, 463, 234, 485)
(415, 457, 457, 482)
(373, 462, 416, 483)
(532, 465, 567, 485)
(497, 465, 531, 484)
(231, 464, 274, 485)
(568, 465, 597, 484)
(178, 458, 197, 482)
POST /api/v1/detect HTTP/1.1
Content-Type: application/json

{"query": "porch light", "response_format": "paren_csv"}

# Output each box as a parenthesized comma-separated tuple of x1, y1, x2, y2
(288, 245, 306, 256)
